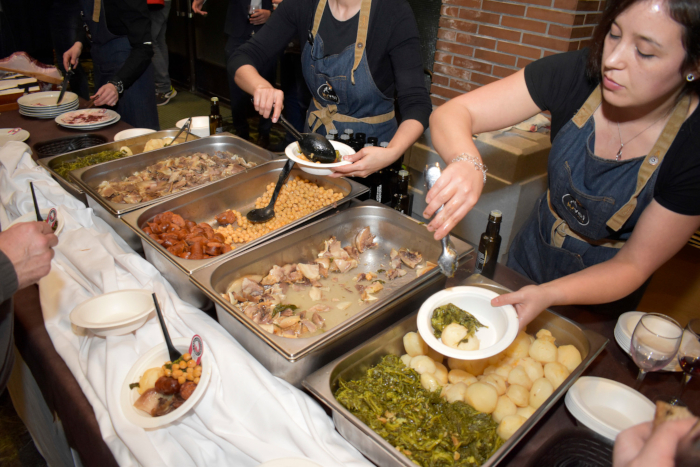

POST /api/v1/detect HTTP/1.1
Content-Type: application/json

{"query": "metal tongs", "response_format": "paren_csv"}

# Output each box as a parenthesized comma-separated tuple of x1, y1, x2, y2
(166, 117, 192, 146)
(424, 163, 458, 277)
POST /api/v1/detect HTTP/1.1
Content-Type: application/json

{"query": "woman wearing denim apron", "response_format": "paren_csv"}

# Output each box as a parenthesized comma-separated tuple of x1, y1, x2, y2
(225, 0, 431, 176)
(63, 0, 160, 130)
(427, 0, 700, 328)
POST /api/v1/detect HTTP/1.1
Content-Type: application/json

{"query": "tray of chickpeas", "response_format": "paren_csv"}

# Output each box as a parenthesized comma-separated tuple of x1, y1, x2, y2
(121, 160, 368, 308)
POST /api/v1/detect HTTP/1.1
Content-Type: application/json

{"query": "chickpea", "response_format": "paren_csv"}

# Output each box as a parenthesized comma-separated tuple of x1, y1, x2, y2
(186, 367, 194, 375)
(178, 376, 187, 385)
(182, 353, 191, 361)
(165, 368, 172, 377)
(172, 369, 184, 378)
(179, 360, 187, 369)
(186, 373, 195, 381)
(187, 359, 196, 368)
(194, 366, 202, 377)
(194, 377, 200, 384)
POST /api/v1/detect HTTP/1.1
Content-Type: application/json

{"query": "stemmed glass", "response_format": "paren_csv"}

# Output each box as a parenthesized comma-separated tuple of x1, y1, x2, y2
(630, 313, 683, 389)
(669, 319, 700, 405)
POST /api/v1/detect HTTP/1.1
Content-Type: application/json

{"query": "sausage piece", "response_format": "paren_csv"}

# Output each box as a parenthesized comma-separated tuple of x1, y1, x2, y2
(179, 381, 197, 400)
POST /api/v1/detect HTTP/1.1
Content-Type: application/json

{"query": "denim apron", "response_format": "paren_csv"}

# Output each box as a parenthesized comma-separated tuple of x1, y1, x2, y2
(80, 0, 160, 130)
(301, 0, 398, 142)
(507, 86, 690, 299)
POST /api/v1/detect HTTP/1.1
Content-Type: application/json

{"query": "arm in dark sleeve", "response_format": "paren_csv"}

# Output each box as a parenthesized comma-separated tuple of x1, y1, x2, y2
(263, 0, 273, 11)
(228, 0, 300, 79)
(386, 3, 431, 130)
(0, 249, 18, 304)
(111, 0, 154, 90)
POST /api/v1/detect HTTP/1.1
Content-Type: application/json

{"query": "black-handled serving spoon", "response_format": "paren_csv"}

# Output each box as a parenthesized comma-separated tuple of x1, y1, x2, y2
(152, 293, 182, 362)
(246, 158, 296, 224)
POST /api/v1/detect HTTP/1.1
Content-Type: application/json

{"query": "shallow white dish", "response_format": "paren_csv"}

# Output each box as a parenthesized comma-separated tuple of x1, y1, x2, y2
(0, 128, 29, 145)
(69, 289, 155, 337)
(416, 286, 519, 360)
(114, 128, 156, 141)
(56, 109, 120, 130)
(121, 337, 212, 429)
(285, 140, 353, 176)
(7, 207, 64, 236)
(565, 376, 654, 441)
(176, 116, 210, 138)
(258, 458, 323, 467)
(615, 312, 680, 372)
(565, 389, 617, 441)
(18, 90, 78, 107)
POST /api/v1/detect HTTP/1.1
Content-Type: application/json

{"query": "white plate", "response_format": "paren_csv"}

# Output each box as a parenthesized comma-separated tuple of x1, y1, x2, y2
(176, 116, 210, 138)
(17, 90, 78, 107)
(285, 140, 353, 176)
(69, 289, 155, 336)
(114, 128, 157, 141)
(565, 390, 618, 441)
(0, 128, 29, 145)
(7, 207, 64, 236)
(565, 376, 654, 441)
(57, 113, 121, 131)
(121, 337, 212, 429)
(56, 109, 119, 127)
(258, 458, 323, 467)
(416, 286, 519, 360)
(615, 313, 680, 372)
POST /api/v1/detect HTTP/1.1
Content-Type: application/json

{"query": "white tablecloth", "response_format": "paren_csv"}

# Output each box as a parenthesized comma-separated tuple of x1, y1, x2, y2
(0, 141, 371, 467)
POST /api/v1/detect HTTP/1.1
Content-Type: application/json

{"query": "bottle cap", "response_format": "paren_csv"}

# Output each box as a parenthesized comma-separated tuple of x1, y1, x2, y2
(398, 169, 409, 177)
(329, 129, 338, 135)
(211, 97, 218, 102)
(380, 142, 389, 148)
(340, 134, 350, 140)
(490, 210, 502, 218)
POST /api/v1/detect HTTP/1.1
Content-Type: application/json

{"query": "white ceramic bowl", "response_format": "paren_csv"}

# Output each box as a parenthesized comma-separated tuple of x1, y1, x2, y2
(285, 140, 353, 176)
(176, 117, 210, 138)
(114, 128, 156, 141)
(566, 376, 655, 441)
(69, 289, 155, 337)
(7, 207, 64, 236)
(121, 337, 212, 429)
(416, 286, 519, 360)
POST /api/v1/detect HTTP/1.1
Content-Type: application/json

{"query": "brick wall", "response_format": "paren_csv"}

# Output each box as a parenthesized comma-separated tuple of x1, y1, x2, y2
(431, 0, 606, 106)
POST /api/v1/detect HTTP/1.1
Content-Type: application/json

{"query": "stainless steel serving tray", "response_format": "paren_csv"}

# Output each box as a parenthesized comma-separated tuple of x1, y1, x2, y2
(303, 274, 608, 467)
(190, 201, 474, 386)
(68, 135, 277, 251)
(121, 162, 369, 308)
(37, 129, 200, 204)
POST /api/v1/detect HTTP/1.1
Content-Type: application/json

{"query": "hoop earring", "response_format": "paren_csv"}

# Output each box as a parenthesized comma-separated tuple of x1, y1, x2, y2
(688, 74, 696, 82)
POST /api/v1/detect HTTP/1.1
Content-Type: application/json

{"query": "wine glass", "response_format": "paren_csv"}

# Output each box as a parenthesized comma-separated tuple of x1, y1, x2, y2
(630, 313, 683, 389)
(669, 319, 700, 405)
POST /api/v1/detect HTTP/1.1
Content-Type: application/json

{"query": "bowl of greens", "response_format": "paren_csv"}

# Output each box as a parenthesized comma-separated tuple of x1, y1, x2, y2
(416, 286, 518, 359)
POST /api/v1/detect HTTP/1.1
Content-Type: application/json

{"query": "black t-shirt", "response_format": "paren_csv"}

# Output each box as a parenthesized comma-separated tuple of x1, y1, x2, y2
(228, 0, 432, 130)
(524, 48, 700, 216)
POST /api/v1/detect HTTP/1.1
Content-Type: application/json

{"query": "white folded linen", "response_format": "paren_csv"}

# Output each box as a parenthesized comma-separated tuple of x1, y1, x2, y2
(0, 142, 371, 467)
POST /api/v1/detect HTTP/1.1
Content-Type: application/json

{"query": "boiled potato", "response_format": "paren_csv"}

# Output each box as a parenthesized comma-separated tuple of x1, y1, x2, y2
(138, 367, 164, 395)
(444, 382, 469, 403)
(518, 357, 544, 382)
(497, 415, 527, 440)
(536, 329, 556, 344)
(506, 384, 530, 407)
(433, 362, 449, 385)
(465, 382, 498, 414)
(493, 395, 517, 423)
(516, 406, 536, 419)
(529, 378, 554, 409)
(505, 331, 531, 358)
(482, 374, 507, 396)
(507, 365, 533, 390)
(544, 362, 569, 389)
(457, 335, 480, 351)
(495, 364, 513, 379)
(557, 345, 583, 373)
(441, 323, 468, 349)
(404, 332, 428, 357)
(483, 365, 498, 375)
(400, 354, 413, 367)
(426, 346, 444, 364)
(410, 355, 436, 375)
(529, 339, 558, 364)
(421, 373, 441, 392)
(448, 369, 477, 385)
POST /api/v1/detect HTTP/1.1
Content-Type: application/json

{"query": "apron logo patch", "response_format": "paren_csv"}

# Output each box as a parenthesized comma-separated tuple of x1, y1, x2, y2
(562, 194, 589, 226)
(317, 83, 339, 104)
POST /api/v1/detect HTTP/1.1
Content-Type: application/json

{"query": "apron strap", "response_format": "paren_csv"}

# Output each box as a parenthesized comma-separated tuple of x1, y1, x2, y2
(92, 0, 101, 22)
(352, 0, 371, 85)
(572, 85, 602, 129)
(311, 0, 326, 37)
(606, 94, 691, 231)
(308, 98, 395, 134)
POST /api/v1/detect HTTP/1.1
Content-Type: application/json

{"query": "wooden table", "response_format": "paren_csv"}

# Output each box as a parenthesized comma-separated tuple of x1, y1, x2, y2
(5, 105, 699, 466)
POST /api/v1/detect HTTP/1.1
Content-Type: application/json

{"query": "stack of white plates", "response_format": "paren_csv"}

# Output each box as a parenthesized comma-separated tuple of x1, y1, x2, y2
(565, 376, 655, 441)
(615, 311, 680, 372)
(18, 91, 79, 119)
(55, 108, 120, 130)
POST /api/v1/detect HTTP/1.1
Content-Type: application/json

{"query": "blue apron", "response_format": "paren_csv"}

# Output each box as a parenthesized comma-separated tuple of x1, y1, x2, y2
(301, 0, 398, 142)
(507, 86, 689, 293)
(80, 0, 160, 130)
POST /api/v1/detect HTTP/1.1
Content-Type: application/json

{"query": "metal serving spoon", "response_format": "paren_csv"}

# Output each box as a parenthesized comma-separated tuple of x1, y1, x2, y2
(246, 158, 296, 224)
(165, 117, 191, 147)
(152, 293, 182, 362)
(424, 163, 458, 277)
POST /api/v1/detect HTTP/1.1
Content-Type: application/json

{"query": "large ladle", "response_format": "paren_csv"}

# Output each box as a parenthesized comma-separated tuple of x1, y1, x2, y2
(246, 158, 296, 223)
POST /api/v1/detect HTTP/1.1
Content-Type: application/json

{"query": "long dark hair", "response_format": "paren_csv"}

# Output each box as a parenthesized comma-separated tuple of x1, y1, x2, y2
(587, 0, 700, 93)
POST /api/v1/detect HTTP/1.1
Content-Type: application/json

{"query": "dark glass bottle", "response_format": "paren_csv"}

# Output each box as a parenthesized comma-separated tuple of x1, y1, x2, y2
(367, 136, 378, 146)
(474, 210, 502, 278)
(209, 97, 223, 135)
(339, 134, 351, 145)
(326, 129, 338, 141)
(355, 132, 367, 148)
(391, 169, 410, 214)
(385, 155, 404, 204)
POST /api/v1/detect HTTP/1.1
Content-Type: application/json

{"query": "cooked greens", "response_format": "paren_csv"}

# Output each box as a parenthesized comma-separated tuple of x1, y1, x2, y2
(53, 149, 129, 179)
(431, 303, 486, 339)
(335, 355, 503, 466)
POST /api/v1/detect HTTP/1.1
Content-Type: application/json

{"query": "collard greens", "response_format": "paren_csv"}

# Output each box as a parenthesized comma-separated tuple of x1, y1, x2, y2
(431, 303, 486, 339)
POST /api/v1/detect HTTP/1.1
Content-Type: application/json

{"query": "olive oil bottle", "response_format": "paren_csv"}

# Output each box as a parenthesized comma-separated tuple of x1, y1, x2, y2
(209, 97, 222, 135)
(474, 210, 502, 277)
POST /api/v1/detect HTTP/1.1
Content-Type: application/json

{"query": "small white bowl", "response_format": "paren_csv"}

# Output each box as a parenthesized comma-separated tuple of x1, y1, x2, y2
(416, 286, 519, 360)
(285, 140, 353, 176)
(69, 289, 155, 337)
(176, 117, 210, 138)
(114, 128, 156, 141)
(7, 207, 65, 236)
(121, 337, 212, 429)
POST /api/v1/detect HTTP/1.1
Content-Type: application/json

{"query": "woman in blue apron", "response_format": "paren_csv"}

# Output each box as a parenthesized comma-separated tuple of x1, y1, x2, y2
(223, 0, 431, 176)
(63, 0, 160, 130)
(426, 0, 700, 328)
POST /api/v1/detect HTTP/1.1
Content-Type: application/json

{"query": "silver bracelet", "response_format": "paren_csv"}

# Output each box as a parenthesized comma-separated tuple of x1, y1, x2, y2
(452, 153, 488, 185)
